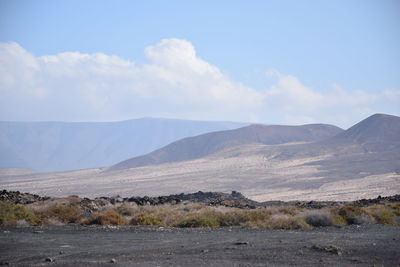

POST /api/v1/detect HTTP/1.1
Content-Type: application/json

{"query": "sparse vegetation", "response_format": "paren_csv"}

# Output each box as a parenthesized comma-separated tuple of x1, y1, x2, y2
(175, 216, 220, 228)
(38, 204, 82, 224)
(332, 214, 348, 226)
(86, 210, 128, 225)
(1, 191, 399, 229)
(0, 201, 42, 226)
(268, 215, 309, 229)
(332, 206, 369, 225)
(366, 205, 396, 225)
(304, 212, 334, 227)
(130, 212, 162, 226)
(116, 202, 137, 216)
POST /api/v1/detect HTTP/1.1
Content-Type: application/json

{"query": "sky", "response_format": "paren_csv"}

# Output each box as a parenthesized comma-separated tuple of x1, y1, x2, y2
(0, 0, 399, 128)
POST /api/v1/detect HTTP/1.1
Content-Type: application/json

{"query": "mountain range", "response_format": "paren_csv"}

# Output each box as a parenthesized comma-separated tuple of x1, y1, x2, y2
(0, 118, 246, 172)
(109, 123, 343, 171)
(1, 113, 399, 201)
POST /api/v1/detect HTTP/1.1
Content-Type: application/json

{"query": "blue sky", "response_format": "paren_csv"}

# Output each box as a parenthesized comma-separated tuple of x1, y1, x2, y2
(0, 0, 399, 127)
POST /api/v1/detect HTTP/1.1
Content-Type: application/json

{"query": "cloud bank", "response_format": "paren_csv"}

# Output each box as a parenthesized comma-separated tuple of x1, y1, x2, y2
(0, 39, 398, 128)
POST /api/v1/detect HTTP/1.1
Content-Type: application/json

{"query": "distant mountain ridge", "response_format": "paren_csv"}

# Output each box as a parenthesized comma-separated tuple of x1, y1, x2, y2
(109, 123, 343, 171)
(2, 113, 399, 201)
(0, 118, 246, 172)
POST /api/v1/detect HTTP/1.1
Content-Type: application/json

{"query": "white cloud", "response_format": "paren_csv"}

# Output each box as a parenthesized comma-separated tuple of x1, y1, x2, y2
(0, 39, 399, 127)
(0, 39, 264, 122)
(384, 89, 400, 103)
(263, 71, 378, 111)
(261, 70, 399, 127)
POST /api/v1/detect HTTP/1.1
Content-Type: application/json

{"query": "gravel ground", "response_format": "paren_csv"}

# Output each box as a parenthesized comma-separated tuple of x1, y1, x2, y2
(0, 224, 399, 266)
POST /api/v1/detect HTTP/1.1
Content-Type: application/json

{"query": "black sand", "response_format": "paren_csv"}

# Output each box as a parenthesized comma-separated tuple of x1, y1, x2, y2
(1, 224, 399, 266)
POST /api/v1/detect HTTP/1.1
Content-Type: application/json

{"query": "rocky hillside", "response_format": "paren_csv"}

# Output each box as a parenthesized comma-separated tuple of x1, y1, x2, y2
(109, 123, 343, 171)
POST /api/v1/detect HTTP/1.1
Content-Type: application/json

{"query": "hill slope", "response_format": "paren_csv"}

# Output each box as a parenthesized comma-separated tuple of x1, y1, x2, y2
(323, 113, 400, 150)
(0, 118, 246, 172)
(309, 113, 400, 177)
(109, 123, 343, 171)
(2, 113, 398, 201)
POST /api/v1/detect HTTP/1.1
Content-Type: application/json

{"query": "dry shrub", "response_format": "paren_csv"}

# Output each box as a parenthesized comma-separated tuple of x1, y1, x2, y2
(173, 203, 208, 213)
(39, 205, 82, 223)
(269, 214, 310, 229)
(155, 209, 187, 226)
(246, 209, 272, 221)
(130, 212, 162, 226)
(332, 215, 348, 226)
(216, 211, 251, 226)
(65, 195, 81, 204)
(366, 205, 396, 225)
(184, 203, 207, 211)
(177, 207, 309, 229)
(279, 206, 300, 216)
(86, 210, 127, 225)
(387, 203, 400, 216)
(174, 216, 220, 228)
(116, 202, 138, 216)
(260, 207, 280, 216)
(44, 217, 65, 226)
(0, 201, 43, 226)
(332, 206, 370, 225)
(192, 209, 269, 227)
(352, 215, 375, 225)
(214, 208, 276, 227)
(304, 212, 333, 227)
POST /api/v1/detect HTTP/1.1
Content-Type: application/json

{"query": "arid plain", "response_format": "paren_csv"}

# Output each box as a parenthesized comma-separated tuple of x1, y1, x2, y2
(1, 142, 399, 201)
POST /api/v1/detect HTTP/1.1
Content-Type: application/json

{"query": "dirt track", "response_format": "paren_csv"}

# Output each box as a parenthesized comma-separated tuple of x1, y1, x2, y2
(1, 224, 399, 266)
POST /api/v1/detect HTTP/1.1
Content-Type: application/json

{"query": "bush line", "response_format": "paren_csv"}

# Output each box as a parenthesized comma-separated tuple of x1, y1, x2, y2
(1, 201, 399, 229)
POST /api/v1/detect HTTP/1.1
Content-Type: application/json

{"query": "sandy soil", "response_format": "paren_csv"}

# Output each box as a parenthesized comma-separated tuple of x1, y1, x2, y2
(1, 224, 399, 266)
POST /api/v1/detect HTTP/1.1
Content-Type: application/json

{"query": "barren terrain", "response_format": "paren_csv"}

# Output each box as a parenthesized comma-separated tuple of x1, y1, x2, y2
(1, 224, 399, 266)
(1, 142, 399, 201)
(1, 114, 399, 201)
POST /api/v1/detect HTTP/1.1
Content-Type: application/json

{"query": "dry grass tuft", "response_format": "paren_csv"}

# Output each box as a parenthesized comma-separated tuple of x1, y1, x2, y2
(366, 205, 396, 225)
(130, 212, 162, 226)
(304, 212, 334, 227)
(174, 216, 220, 228)
(0, 201, 42, 226)
(2, 196, 399, 228)
(269, 214, 310, 229)
(331, 206, 370, 225)
(279, 206, 301, 216)
(116, 202, 138, 216)
(86, 210, 128, 225)
(39, 205, 82, 224)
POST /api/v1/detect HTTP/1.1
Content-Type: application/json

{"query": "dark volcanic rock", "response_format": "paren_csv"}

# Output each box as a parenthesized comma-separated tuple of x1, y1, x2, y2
(1, 189, 399, 210)
(124, 191, 258, 208)
(0, 190, 50, 204)
(80, 198, 113, 213)
(261, 194, 400, 209)
(352, 194, 400, 206)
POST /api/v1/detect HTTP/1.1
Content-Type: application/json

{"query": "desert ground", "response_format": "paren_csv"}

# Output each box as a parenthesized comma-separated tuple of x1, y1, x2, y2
(1, 224, 399, 266)
(1, 143, 399, 201)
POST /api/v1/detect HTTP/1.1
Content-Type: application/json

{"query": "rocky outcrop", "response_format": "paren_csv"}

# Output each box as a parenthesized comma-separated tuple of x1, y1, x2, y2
(0, 190, 50, 204)
(122, 191, 258, 208)
(1, 189, 399, 210)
